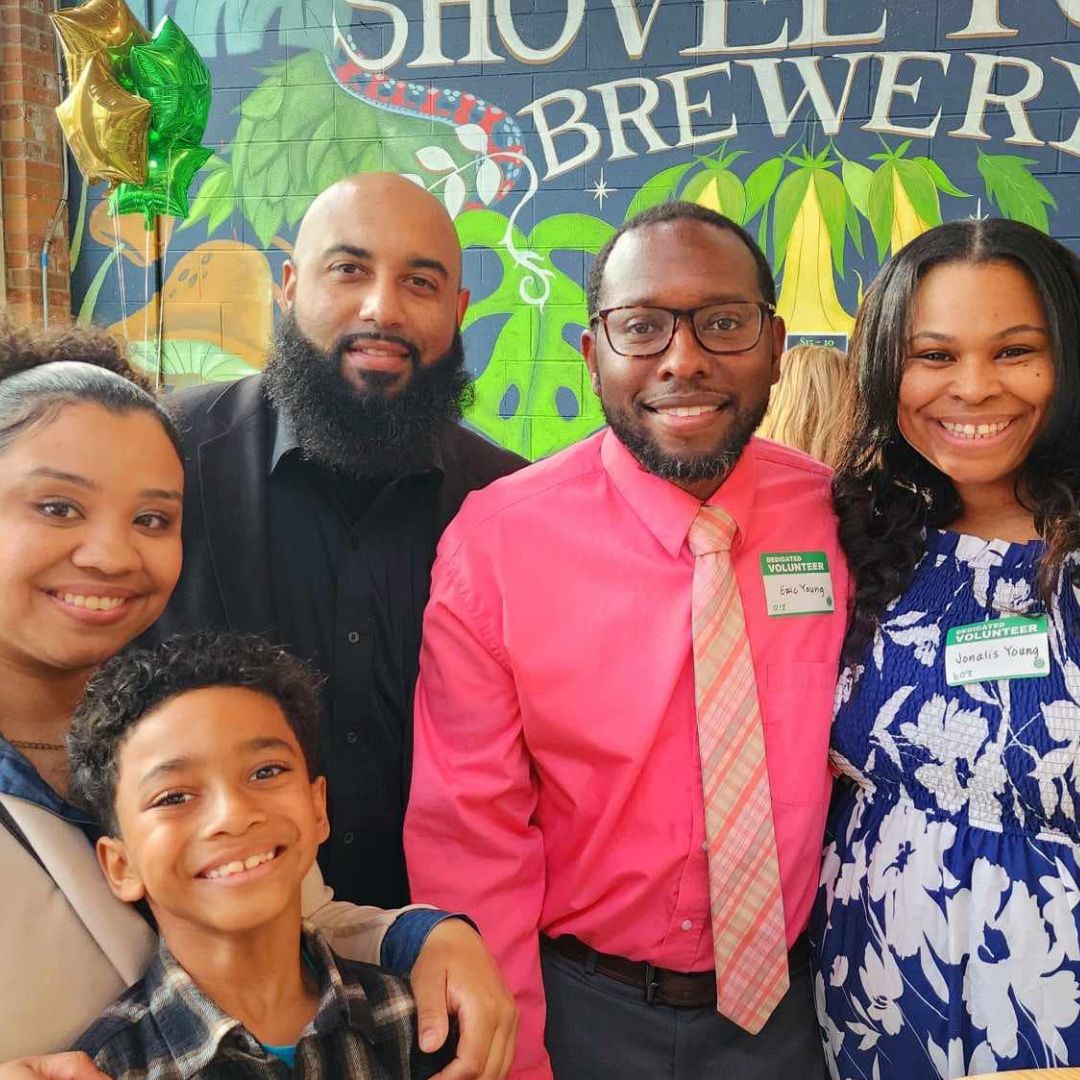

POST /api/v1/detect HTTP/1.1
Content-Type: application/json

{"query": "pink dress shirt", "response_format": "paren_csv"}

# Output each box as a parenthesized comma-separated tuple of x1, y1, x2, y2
(405, 430, 849, 1079)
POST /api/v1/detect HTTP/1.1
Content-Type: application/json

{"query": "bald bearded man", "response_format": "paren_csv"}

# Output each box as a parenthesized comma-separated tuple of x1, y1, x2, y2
(147, 174, 523, 1078)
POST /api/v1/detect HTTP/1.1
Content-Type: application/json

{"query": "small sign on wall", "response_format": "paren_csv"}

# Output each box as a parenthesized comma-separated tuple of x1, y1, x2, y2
(785, 333, 849, 352)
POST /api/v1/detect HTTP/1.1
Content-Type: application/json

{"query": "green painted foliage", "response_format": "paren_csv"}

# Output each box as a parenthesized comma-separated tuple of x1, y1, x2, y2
(186, 50, 474, 245)
(456, 209, 614, 460)
(128, 339, 260, 383)
(977, 151, 1057, 233)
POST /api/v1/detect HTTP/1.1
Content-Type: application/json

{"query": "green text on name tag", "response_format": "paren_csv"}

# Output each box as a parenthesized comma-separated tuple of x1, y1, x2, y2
(760, 551, 834, 617)
(944, 615, 1049, 686)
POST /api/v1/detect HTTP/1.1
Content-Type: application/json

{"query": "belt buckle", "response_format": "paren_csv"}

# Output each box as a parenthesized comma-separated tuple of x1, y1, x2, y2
(643, 961, 660, 1005)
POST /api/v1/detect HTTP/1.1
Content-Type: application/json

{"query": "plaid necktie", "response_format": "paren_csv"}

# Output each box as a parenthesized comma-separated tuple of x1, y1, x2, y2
(688, 504, 788, 1033)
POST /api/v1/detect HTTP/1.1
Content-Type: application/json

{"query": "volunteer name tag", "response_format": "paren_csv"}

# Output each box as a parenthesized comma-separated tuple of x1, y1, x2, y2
(760, 551, 835, 616)
(945, 615, 1050, 686)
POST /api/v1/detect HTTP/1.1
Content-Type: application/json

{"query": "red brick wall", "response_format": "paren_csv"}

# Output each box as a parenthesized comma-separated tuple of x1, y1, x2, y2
(1, 0, 71, 323)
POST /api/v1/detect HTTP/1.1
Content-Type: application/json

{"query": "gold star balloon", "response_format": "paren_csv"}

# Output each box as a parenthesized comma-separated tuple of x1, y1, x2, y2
(55, 53, 150, 187)
(51, 0, 149, 89)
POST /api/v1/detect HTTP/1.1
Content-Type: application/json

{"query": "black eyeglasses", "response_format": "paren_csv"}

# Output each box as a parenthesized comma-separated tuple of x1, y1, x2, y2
(590, 301, 776, 358)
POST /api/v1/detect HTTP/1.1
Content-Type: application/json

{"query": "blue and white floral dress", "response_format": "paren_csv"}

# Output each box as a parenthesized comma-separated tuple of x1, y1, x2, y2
(811, 530, 1080, 1079)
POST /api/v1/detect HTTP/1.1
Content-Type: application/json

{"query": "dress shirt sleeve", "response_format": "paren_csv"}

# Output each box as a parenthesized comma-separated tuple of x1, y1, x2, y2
(405, 553, 551, 1080)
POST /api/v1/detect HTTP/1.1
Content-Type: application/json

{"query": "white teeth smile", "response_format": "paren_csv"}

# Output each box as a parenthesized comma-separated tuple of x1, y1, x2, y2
(658, 405, 717, 417)
(60, 594, 127, 611)
(940, 420, 1012, 439)
(203, 848, 279, 880)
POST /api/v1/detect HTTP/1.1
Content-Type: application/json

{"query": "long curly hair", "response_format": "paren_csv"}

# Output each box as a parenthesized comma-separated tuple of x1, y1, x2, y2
(836, 219, 1080, 665)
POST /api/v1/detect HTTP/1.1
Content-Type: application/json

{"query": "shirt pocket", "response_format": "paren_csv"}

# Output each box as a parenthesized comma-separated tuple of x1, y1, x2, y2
(761, 660, 837, 806)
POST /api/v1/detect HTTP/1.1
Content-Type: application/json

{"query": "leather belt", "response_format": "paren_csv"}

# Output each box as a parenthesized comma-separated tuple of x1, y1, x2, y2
(543, 934, 716, 1008)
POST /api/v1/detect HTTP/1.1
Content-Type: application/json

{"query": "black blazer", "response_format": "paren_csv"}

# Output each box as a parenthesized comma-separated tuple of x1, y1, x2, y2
(152, 373, 525, 644)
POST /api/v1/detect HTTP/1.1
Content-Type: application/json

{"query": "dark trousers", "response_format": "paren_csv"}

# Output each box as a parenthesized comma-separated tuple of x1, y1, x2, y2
(541, 936, 827, 1080)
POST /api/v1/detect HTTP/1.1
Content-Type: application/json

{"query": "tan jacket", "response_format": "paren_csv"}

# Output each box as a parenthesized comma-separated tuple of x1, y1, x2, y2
(0, 793, 423, 1058)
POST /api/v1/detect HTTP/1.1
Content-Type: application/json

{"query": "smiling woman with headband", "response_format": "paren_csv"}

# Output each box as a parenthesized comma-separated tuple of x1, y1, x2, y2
(0, 320, 515, 1080)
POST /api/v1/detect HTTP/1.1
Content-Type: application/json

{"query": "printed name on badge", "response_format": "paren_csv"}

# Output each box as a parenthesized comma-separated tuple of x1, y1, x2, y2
(760, 551, 835, 617)
(945, 614, 1050, 686)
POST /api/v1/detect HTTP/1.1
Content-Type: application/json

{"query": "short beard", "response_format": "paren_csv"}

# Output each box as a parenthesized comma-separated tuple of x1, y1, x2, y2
(263, 312, 474, 478)
(602, 395, 768, 485)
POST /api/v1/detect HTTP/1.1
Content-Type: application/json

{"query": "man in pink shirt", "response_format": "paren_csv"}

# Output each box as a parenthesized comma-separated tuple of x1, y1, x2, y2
(405, 203, 847, 1079)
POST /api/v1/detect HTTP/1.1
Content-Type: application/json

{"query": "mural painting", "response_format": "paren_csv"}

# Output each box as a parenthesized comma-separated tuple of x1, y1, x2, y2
(69, 0, 1080, 459)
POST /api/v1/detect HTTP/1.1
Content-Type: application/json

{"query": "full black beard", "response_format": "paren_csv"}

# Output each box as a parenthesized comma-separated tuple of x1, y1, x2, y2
(263, 312, 474, 478)
(602, 393, 769, 485)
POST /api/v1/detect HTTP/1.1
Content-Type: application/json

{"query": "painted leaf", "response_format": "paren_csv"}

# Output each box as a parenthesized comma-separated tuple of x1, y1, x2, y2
(624, 160, 698, 220)
(250, 198, 285, 247)
(680, 169, 712, 203)
(977, 151, 1057, 233)
(841, 158, 874, 217)
(772, 168, 813, 270)
(710, 169, 746, 223)
(185, 160, 234, 230)
(756, 200, 770, 255)
(914, 156, 970, 198)
(242, 81, 285, 120)
(442, 172, 467, 218)
(476, 158, 502, 207)
(455, 209, 613, 459)
(305, 115, 338, 183)
(844, 194, 864, 258)
(456, 123, 490, 156)
(896, 158, 942, 227)
(743, 157, 785, 225)
(813, 168, 849, 277)
(129, 338, 260, 383)
(530, 213, 615, 253)
(415, 145, 458, 174)
(867, 161, 896, 262)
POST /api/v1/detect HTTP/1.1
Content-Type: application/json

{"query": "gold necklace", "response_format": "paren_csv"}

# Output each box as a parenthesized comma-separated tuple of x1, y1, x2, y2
(8, 738, 65, 752)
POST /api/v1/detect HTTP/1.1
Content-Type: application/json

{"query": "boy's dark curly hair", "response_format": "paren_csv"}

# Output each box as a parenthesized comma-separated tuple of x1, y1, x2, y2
(68, 630, 324, 836)
(836, 218, 1080, 666)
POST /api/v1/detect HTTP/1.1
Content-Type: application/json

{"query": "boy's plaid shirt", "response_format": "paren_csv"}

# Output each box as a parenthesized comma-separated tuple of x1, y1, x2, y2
(76, 923, 421, 1078)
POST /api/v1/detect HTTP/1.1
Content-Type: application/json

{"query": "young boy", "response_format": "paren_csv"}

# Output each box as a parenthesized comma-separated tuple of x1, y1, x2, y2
(67, 630, 445, 1078)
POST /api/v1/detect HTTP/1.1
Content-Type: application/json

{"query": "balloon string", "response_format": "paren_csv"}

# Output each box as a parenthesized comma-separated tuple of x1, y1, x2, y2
(111, 209, 129, 346)
(156, 219, 168, 391)
(143, 226, 151, 368)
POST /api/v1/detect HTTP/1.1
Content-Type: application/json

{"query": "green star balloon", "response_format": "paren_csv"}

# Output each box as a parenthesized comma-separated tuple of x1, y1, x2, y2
(128, 16, 211, 147)
(109, 143, 213, 227)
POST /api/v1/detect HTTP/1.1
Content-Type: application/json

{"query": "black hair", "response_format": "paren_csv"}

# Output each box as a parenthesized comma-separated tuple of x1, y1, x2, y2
(0, 318, 181, 459)
(68, 630, 324, 836)
(585, 201, 777, 316)
(835, 218, 1080, 665)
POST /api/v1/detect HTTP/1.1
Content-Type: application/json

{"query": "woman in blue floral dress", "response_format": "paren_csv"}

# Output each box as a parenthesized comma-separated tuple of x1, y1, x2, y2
(812, 219, 1080, 1078)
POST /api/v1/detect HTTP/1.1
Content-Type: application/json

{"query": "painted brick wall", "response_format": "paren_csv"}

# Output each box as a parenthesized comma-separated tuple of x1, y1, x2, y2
(67, 0, 1080, 459)
(2, 0, 71, 323)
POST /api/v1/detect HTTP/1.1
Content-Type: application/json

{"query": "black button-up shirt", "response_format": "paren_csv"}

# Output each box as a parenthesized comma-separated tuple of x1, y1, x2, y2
(267, 420, 441, 908)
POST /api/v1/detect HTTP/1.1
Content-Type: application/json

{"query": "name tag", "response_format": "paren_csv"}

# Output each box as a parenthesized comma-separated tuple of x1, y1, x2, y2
(944, 615, 1050, 686)
(760, 551, 835, 617)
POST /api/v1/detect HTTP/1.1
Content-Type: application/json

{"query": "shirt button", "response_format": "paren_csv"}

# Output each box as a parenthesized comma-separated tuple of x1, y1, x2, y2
(343, 832, 355, 845)
(681, 919, 694, 931)
(345, 731, 357, 744)
(702, 841, 708, 852)
(347, 630, 360, 644)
